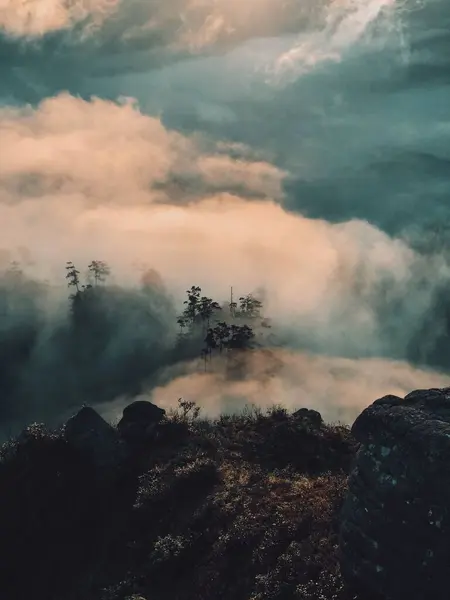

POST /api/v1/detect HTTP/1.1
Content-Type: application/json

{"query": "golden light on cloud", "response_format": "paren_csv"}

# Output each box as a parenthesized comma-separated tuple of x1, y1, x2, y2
(0, 0, 120, 36)
(0, 84, 448, 426)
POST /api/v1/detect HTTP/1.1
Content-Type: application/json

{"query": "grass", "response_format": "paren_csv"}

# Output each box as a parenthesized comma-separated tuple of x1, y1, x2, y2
(0, 404, 361, 600)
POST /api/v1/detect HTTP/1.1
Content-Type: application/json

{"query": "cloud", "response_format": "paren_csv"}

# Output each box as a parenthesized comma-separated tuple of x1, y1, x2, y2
(268, 0, 397, 82)
(0, 0, 397, 101)
(2, 0, 448, 255)
(0, 0, 120, 37)
(100, 348, 450, 426)
(0, 91, 448, 367)
(1, 86, 450, 433)
(0, 0, 324, 44)
(0, 267, 183, 437)
(0, 94, 286, 205)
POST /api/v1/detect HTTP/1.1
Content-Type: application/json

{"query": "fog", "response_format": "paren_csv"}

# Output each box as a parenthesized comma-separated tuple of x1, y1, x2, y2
(1, 0, 450, 435)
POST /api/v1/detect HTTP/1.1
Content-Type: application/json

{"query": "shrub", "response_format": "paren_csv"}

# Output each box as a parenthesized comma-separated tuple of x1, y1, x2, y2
(0, 406, 360, 600)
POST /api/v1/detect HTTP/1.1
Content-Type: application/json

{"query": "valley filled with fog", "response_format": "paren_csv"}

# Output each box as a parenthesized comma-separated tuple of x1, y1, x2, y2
(1, 0, 450, 435)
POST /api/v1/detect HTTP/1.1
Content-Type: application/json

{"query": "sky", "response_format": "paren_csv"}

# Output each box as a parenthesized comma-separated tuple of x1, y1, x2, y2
(1, 0, 450, 429)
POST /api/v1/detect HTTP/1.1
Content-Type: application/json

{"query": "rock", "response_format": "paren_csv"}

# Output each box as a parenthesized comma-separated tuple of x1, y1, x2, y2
(117, 400, 166, 447)
(339, 387, 450, 600)
(64, 406, 127, 469)
(121, 400, 166, 422)
(292, 408, 323, 428)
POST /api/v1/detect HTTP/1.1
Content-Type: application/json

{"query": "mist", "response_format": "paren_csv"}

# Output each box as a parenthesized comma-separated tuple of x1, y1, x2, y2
(1, 0, 450, 435)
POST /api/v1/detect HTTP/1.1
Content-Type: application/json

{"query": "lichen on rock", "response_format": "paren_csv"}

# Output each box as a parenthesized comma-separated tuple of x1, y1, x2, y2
(339, 386, 450, 600)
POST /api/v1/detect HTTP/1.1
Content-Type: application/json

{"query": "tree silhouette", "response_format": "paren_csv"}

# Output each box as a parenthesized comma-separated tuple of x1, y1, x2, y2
(200, 347, 209, 371)
(65, 262, 80, 293)
(206, 322, 256, 354)
(228, 324, 254, 349)
(65, 261, 83, 316)
(56, 275, 268, 373)
(211, 321, 229, 353)
(88, 260, 110, 286)
(239, 294, 262, 319)
(176, 316, 189, 337)
(65, 261, 109, 325)
(175, 286, 267, 370)
(198, 296, 221, 330)
(183, 286, 202, 325)
(204, 328, 217, 352)
(229, 286, 237, 318)
(202, 327, 218, 365)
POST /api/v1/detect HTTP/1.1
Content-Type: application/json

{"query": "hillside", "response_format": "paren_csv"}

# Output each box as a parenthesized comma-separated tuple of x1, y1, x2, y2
(0, 402, 361, 600)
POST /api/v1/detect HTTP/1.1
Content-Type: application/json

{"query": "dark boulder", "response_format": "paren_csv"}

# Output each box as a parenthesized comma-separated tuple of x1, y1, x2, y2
(292, 408, 323, 428)
(117, 400, 166, 447)
(64, 406, 128, 469)
(339, 386, 450, 600)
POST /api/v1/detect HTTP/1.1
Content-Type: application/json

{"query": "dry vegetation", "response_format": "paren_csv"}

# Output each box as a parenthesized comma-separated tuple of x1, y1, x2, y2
(0, 403, 362, 600)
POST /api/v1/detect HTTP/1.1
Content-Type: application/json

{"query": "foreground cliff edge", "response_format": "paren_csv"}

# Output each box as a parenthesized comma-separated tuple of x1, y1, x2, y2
(340, 386, 450, 600)
(1, 390, 448, 600)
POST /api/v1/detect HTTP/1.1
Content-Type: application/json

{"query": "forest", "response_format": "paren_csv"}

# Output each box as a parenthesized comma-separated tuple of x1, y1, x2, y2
(0, 258, 273, 431)
(65, 259, 271, 363)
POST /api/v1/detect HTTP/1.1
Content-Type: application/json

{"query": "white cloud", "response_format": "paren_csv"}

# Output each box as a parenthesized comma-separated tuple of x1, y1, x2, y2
(0, 93, 286, 204)
(0, 91, 448, 418)
(0, 0, 120, 37)
(100, 349, 450, 425)
(270, 0, 398, 82)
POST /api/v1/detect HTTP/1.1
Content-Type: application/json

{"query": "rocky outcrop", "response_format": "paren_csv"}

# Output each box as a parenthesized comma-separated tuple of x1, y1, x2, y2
(117, 400, 166, 447)
(63, 401, 166, 470)
(64, 406, 128, 469)
(339, 387, 450, 600)
(292, 408, 323, 428)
